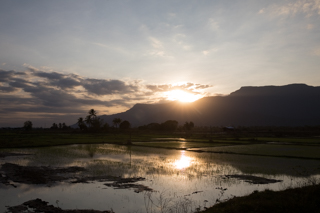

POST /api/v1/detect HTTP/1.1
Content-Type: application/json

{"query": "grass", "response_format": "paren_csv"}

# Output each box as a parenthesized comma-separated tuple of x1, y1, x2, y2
(257, 137, 320, 145)
(0, 131, 278, 150)
(0, 130, 181, 149)
(202, 184, 320, 213)
(0, 130, 260, 149)
(190, 144, 320, 159)
(134, 141, 232, 149)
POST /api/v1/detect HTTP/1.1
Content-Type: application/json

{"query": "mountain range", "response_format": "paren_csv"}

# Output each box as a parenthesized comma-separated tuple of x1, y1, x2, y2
(98, 84, 320, 127)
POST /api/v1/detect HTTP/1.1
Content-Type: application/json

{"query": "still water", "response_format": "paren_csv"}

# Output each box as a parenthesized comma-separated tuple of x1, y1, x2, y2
(1, 143, 320, 213)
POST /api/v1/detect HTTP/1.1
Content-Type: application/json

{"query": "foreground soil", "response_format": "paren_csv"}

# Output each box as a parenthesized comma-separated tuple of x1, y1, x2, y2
(202, 184, 320, 213)
(6, 198, 111, 213)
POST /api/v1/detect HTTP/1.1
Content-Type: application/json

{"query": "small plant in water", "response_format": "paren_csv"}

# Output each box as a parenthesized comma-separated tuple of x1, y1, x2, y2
(215, 187, 227, 204)
(144, 191, 196, 213)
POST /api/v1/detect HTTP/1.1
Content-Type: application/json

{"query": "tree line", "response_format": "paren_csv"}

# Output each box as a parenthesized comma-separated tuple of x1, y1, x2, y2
(22, 108, 194, 133)
(138, 120, 194, 133)
(76, 109, 131, 132)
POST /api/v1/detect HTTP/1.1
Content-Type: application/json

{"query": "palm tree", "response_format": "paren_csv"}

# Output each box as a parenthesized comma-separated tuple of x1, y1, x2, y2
(88, 109, 97, 118)
(77, 117, 84, 125)
(112, 118, 122, 128)
(85, 109, 97, 127)
(77, 117, 86, 130)
(85, 115, 92, 127)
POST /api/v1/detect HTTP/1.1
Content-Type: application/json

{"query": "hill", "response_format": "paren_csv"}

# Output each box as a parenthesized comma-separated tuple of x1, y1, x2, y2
(97, 84, 320, 127)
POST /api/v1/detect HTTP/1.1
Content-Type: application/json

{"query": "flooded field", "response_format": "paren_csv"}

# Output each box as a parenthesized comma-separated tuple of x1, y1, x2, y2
(1, 142, 320, 213)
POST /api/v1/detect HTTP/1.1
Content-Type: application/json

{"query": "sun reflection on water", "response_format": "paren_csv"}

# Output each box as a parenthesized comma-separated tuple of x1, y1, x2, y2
(174, 151, 193, 170)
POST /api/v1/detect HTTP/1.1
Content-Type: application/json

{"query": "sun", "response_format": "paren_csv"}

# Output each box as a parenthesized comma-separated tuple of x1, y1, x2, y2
(166, 90, 200, 102)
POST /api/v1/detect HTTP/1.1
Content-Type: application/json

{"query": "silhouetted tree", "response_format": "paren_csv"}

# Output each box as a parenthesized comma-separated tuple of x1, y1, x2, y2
(183, 121, 194, 137)
(77, 117, 87, 131)
(58, 123, 62, 129)
(147, 123, 161, 131)
(88, 109, 97, 118)
(119, 120, 131, 130)
(23, 121, 33, 131)
(113, 118, 122, 128)
(102, 122, 109, 132)
(85, 109, 97, 127)
(90, 117, 104, 131)
(183, 121, 194, 131)
(161, 120, 178, 132)
(85, 115, 91, 127)
(62, 122, 68, 129)
(51, 123, 58, 129)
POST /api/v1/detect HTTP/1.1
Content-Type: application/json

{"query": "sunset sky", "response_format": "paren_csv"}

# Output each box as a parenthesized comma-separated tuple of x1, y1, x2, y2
(1, 0, 320, 127)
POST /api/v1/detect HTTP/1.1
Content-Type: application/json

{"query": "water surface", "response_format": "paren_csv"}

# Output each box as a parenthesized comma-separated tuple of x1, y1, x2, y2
(1, 143, 319, 213)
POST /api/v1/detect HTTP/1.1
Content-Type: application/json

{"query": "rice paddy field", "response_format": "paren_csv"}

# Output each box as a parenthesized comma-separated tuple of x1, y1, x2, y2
(1, 130, 320, 212)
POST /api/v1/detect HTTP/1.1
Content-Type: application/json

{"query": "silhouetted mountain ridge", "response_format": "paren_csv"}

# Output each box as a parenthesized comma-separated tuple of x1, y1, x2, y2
(230, 84, 320, 97)
(98, 84, 320, 127)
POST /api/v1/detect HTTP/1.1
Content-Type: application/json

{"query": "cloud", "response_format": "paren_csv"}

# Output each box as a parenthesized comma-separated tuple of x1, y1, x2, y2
(146, 82, 212, 94)
(83, 79, 138, 95)
(208, 18, 220, 31)
(148, 37, 169, 57)
(307, 23, 314, 29)
(33, 71, 65, 80)
(0, 86, 17, 92)
(202, 48, 218, 56)
(203, 50, 209, 55)
(0, 69, 26, 82)
(149, 37, 163, 49)
(260, 0, 320, 17)
(313, 47, 320, 56)
(92, 42, 131, 56)
(32, 70, 81, 89)
(0, 68, 212, 127)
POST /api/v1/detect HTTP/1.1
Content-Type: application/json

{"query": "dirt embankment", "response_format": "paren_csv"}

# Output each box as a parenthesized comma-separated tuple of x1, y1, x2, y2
(0, 162, 153, 192)
(6, 198, 112, 213)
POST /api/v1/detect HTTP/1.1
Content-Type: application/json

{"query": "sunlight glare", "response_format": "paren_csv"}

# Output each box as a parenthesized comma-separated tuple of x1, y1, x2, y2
(166, 90, 200, 102)
(174, 151, 192, 170)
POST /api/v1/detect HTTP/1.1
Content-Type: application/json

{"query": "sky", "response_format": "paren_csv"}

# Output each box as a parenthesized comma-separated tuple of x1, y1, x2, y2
(1, 0, 320, 127)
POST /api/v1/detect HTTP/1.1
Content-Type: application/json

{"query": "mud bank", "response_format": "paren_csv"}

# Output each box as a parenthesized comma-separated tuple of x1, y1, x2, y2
(0, 163, 153, 192)
(223, 174, 282, 184)
(5, 198, 111, 213)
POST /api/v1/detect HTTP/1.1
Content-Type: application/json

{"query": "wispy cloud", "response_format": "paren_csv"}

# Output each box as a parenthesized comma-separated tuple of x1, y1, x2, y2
(260, 0, 320, 17)
(146, 82, 212, 94)
(208, 18, 220, 31)
(307, 23, 314, 29)
(313, 47, 320, 56)
(149, 37, 163, 49)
